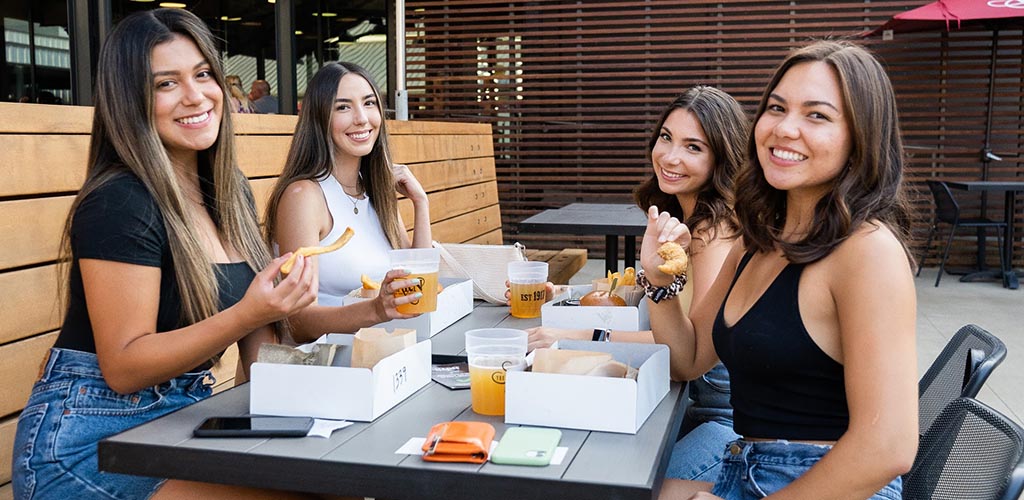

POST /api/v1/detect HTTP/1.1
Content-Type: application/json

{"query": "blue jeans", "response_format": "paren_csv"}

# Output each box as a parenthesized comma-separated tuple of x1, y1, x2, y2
(12, 348, 214, 500)
(665, 362, 737, 481)
(711, 440, 902, 500)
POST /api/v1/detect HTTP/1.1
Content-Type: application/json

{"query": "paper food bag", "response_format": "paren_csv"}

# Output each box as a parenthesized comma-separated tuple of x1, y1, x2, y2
(257, 343, 341, 366)
(351, 328, 417, 369)
(532, 348, 637, 379)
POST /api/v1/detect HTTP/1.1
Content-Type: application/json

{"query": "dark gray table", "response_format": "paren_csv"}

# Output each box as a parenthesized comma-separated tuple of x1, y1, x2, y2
(518, 203, 648, 274)
(946, 181, 1024, 289)
(98, 304, 686, 500)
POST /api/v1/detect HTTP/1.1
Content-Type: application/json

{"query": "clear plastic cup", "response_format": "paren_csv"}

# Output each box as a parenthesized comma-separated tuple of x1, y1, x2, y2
(464, 328, 528, 416)
(507, 261, 548, 318)
(389, 248, 441, 314)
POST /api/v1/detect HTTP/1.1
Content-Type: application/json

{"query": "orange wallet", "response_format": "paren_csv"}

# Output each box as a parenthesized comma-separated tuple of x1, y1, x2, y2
(421, 421, 496, 463)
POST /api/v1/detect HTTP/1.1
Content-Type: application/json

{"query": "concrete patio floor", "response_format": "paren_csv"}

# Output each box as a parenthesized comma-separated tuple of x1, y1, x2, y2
(574, 261, 1024, 426)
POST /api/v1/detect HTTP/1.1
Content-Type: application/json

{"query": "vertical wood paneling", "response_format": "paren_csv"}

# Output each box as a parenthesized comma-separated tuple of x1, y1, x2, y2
(405, 0, 1024, 269)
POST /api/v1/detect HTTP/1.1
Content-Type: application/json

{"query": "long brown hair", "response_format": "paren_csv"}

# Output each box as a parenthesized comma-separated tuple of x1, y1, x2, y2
(734, 39, 912, 264)
(60, 8, 272, 326)
(264, 62, 402, 248)
(634, 85, 748, 241)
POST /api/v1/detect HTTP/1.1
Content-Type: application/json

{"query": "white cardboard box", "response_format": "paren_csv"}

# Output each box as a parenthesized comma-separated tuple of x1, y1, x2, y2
(249, 332, 431, 421)
(342, 278, 473, 340)
(541, 284, 650, 331)
(504, 340, 670, 434)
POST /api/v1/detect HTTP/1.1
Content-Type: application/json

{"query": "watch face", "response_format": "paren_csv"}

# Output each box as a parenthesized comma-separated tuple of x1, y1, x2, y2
(592, 329, 609, 342)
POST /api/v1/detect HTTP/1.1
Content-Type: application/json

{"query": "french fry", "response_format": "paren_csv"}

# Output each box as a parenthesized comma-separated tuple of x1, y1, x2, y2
(360, 274, 381, 290)
(621, 267, 636, 286)
(280, 227, 355, 275)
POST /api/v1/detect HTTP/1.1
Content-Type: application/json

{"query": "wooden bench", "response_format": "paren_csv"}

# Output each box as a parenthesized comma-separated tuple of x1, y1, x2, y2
(0, 102, 585, 497)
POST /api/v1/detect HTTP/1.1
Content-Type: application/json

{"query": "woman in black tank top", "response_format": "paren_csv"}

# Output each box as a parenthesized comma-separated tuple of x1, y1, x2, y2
(646, 40, 917, 500)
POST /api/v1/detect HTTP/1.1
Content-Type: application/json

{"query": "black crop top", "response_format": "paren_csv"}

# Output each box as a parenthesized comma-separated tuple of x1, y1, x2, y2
(54, 173, 256, 369)
(712, 252, 849, 441)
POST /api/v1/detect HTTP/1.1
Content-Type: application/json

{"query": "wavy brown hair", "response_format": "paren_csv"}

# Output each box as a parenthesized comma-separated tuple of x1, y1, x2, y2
(735, 40, 912, 264)
(264, 62, 402, 248)
(634, 85, 748, 241)
(60, 8, 272, 326)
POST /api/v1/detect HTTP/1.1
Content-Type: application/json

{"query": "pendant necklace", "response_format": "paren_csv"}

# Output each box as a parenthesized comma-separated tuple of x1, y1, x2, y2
(343, 191, 362, 215)
(339, 172, 363, 215)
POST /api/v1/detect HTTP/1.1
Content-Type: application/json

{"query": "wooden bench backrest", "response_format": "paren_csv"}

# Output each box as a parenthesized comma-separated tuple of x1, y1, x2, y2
(0, 102, 499, 496)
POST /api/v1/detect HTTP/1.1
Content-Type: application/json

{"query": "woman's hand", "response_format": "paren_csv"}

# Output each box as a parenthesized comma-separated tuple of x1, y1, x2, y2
(640, 206, 691, 287)
(372, 268, 425, 322)
(393, 163, 428, 204)
(236, 253, 317, 330)
(526, 326, 590, 352)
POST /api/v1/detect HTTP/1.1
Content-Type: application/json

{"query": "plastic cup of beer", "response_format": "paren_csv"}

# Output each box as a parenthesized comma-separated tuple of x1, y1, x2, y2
(389, 248, 441, 314)
(465, 328, 527, 416)
(507, 261, 549, 319)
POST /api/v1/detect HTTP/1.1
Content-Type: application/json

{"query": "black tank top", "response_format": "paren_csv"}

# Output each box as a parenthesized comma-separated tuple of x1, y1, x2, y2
(712, 252, 849, 441)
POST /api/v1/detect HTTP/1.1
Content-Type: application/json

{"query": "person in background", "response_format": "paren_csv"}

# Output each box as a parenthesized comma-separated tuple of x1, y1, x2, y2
(225, 74, 255, 113)
(11, 8, 323, 499)
(526, 85, 748, 486)
(264, 61, 433, 343)
(648, 40, 917, 500)
(249, 79, 278, 114)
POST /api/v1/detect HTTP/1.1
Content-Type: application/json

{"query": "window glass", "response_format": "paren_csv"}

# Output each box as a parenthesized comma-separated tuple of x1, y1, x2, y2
(111, 0, 279, 111)
(294, 0, 387, 105)
(2, 1, 71, 104)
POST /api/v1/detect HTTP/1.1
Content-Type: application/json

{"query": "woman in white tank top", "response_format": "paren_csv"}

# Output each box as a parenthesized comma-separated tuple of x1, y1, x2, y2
(264, 62, 433, 343)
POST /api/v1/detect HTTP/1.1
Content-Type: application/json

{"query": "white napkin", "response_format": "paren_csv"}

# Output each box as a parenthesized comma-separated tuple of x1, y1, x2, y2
(307, 419, 353, 438)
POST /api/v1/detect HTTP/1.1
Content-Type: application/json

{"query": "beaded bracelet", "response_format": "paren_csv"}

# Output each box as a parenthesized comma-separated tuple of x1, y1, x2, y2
(636, 269, 687, 304)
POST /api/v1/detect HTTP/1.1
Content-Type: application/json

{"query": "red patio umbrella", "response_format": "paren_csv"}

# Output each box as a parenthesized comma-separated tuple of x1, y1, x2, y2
(871, 0, 1024, 180)
(874, 0, 1024, 35)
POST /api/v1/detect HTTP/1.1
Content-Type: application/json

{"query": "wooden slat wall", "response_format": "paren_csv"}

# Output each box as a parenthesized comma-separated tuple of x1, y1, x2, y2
(405, 0, 1024, 269)
(0, 102, 496, 493)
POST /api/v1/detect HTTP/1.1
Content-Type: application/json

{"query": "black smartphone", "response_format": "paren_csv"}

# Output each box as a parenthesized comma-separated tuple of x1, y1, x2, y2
(193, 416, 314, 438)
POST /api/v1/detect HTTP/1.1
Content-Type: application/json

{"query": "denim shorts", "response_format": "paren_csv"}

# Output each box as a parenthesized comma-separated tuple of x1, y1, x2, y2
(711, 439, 902, 500)
(12, 348, 214, 500)
(683, 362, 733, 432)
(665, 420, 741, 481)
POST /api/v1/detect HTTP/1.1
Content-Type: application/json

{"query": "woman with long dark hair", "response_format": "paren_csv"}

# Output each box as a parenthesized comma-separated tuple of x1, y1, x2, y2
(648, 40, 916, 500)
(12, 9, 317, 499)
(527, 85, 749, 486)
(264, 62, 432, 342)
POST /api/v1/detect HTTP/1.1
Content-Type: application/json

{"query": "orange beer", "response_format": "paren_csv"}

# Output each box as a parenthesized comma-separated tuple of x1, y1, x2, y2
(469, 357, 525, 415)
(394, 271, 439, 314)
(510, 281, 546, 318)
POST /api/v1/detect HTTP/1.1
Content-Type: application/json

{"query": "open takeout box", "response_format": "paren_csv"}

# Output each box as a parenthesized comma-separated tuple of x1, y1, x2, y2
(343, 278, 473, 340)
(249, 331, 431, 421)
(541, 284, 650, 331)
(504, 340, 670, 434)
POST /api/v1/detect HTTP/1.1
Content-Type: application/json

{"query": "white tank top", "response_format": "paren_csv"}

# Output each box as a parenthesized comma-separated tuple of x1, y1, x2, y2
(315, 175, 394, 305)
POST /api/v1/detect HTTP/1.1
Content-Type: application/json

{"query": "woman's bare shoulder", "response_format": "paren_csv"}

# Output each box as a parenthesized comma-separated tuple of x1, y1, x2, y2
(828, 221, 912, 278)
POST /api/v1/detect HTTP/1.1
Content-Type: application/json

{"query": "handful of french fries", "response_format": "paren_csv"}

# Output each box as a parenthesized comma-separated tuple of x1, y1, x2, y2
(607, 267, 637, 287)
(592, 267, 643, 306)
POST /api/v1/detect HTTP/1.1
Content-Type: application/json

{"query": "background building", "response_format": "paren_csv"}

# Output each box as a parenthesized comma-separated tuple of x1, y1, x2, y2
(1, 0, 389, 113)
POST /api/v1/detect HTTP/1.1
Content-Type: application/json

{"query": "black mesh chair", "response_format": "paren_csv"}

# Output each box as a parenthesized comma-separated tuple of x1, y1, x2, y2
(917, 180, 1008, 287)
(918, 324, 1007, 438)
(902, 397, 1024, 500)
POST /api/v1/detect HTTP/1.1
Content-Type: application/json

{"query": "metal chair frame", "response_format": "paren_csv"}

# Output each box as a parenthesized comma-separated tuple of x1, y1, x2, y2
(917, 180, 1009, 287)
(918, 324, 1007, 438)
(903, 397, 1024, 500)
